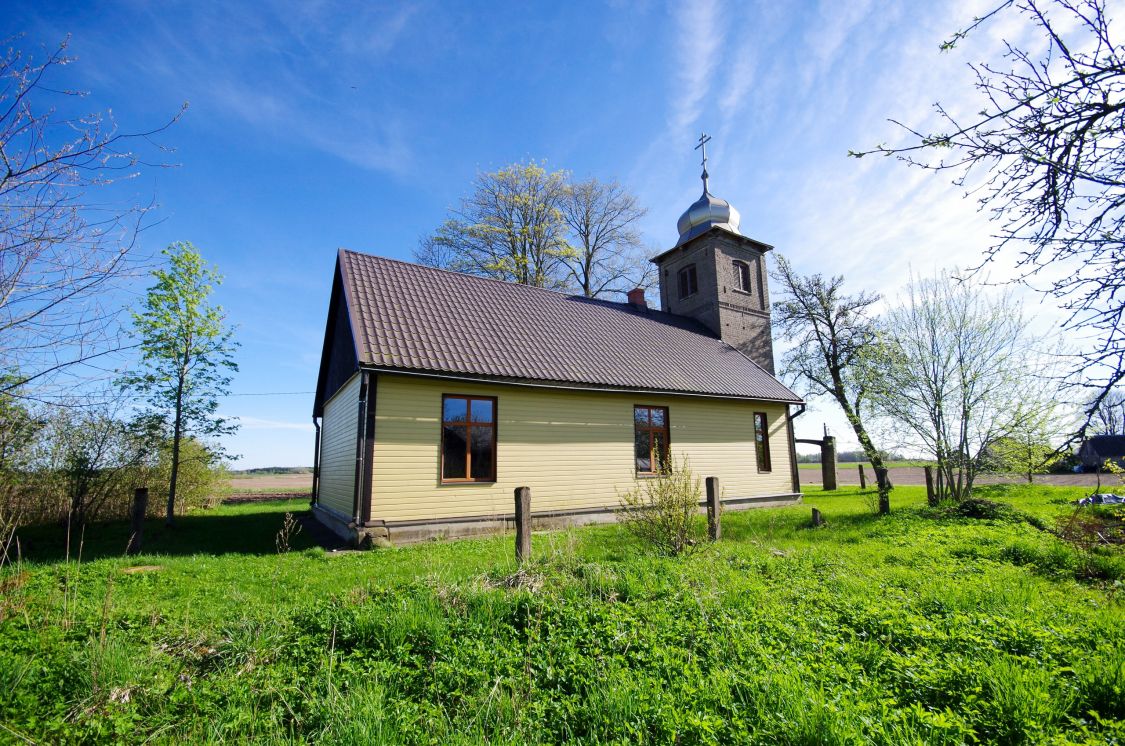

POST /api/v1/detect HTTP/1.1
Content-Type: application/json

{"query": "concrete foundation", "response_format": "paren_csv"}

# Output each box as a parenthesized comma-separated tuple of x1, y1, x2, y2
(314, 493, 802, 547)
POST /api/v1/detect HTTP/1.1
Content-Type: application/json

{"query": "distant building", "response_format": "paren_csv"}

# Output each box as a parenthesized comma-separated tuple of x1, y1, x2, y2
(1077, 435, 1125, 471)
(310, 147, 804, 546)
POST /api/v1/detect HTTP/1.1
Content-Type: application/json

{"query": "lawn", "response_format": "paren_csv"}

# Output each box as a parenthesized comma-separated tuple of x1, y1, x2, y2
(1, 485, 1123, 744)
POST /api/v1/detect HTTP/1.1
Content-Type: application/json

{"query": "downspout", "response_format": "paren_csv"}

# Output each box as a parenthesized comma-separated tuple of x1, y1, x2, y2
(353, 372, 370, 527)
(787, 403, 807, 494)
(310, 416, 321, 508)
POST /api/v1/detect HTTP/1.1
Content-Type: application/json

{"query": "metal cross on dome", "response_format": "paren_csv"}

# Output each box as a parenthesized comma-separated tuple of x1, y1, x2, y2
(695, 131, 712, 194)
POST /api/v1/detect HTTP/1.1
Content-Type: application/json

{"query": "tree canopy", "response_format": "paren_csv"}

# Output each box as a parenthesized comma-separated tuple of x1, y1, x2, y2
(852, 0, 1125, 429)
(416, 162, 651, 298)
(0, 37, 183, 399)
(123, 242, 237, 526)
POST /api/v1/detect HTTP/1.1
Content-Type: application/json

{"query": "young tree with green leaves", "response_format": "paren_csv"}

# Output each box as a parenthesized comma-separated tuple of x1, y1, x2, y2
(415, 162, 572, 289)
(123, 242, 237, 526)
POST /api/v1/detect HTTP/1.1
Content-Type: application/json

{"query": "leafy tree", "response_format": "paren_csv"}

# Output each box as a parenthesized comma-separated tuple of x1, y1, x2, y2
(41, 397, 151, 526)
(979, 398, 1068, 482)
(0, 37, 183, 399)
(559, 178, 652, 298)
(864, 273, 1043, 500)
(771, 256, 892, 509)
(416, 163, 652, 297)
(123, 242, 237, 526)
(852, 0, 1125, 429)
(416, 162, 571, 288)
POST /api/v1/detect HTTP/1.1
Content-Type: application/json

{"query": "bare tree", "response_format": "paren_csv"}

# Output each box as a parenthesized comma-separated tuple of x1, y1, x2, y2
(0, 37, 183, 398)
(559, 178, 652, 298)
(852, 0, 1125, 429)
(771, 256, 892, 507)
(1090, 389, 1125, 434)
(865, 273, 1045, 500)
(415, 162, 571, 289)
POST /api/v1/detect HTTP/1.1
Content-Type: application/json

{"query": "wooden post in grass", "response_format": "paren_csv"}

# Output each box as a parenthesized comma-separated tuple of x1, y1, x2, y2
(514, 486, 531, 564)
(858, 464, 867, 489)
(821, 436, 837, 490)
(924, 466, 937, 506)
(127, 487, 148, 556)
(705, 477, 721, 541)
(811, 507, 824, 527)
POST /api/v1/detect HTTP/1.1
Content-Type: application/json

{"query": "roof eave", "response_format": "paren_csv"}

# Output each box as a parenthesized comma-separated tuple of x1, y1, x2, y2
(358, 363, 805, 405)
(649, 225, 776, 264)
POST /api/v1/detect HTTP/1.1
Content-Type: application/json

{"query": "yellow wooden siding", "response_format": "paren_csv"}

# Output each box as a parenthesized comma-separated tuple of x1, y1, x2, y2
(319, 373, 360, 519)
(371, 373, 794, 523)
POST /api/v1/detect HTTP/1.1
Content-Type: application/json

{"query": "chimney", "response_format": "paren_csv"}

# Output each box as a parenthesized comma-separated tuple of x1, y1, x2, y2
(626, 287, 647, 310)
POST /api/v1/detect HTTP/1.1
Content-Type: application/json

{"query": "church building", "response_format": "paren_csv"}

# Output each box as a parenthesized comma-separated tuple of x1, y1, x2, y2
(311, 146, 803, 545)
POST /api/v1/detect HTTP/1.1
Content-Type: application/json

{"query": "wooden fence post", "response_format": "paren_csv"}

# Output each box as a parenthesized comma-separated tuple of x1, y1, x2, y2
(514, 486, 531, 564)
(858, 464, 867, 489)
(811, 507, 824, 527)
(924, 466, 937, 506)
(705, 477, 721, 541)
(127, 487, 148, 556)
(821, 436, 837, 491)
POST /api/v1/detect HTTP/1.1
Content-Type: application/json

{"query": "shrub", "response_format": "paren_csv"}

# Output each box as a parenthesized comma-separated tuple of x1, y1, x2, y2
(616, 456, 704, 556)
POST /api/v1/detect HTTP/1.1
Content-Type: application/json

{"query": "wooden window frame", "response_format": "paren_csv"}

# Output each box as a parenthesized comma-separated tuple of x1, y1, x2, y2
(733, 260, 752, 294)
(677, 264, 698, 300)
(440, 394, 498, 483)
(753, 411, 772, 473)
(634, 405, 671, 476)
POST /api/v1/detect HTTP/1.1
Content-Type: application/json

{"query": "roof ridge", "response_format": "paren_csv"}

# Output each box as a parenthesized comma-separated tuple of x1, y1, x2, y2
(338, 248, 640, 305)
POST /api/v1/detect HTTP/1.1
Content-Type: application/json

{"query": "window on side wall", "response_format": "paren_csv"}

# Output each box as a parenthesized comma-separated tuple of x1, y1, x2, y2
(441, 395, 497, 482)
(634, 405, 670, 475)
(677, 265, 698, 300)
(753, 411, 772, 472)
(733, 260, 752, 293)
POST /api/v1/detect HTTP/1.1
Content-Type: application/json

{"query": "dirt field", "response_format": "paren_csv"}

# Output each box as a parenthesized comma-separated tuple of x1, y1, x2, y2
(226, 473, 313, 494)
(803, 466, 1110, 488)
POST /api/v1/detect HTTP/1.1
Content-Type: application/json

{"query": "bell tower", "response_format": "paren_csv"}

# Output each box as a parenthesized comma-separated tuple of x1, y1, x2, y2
(652, 133, 775, 373)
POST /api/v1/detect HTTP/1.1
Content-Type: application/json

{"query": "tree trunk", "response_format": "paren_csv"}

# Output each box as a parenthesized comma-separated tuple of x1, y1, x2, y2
(167, 376, 185, 527)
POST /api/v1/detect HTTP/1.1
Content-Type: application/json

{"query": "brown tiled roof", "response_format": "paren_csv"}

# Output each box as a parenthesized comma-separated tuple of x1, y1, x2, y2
(336, 250, 801, 403)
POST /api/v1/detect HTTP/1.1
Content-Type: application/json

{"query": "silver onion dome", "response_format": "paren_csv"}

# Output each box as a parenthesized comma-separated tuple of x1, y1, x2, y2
(675, 189, 742, 247)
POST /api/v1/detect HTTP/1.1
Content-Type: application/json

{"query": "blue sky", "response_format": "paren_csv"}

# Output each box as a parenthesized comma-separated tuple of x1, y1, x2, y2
(6, 0, 1058, 467)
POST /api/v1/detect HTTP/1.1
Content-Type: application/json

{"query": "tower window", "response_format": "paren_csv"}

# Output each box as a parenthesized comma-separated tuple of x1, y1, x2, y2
(734, 260, 752, 293)
(677, 264, 698, 299)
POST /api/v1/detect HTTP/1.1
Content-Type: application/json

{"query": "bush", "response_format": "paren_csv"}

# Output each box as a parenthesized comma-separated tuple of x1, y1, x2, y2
(616, 456, 704, 556)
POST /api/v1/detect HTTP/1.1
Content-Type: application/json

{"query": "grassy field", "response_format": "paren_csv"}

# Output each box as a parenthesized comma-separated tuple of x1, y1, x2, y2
(2, 485, 1123, 744)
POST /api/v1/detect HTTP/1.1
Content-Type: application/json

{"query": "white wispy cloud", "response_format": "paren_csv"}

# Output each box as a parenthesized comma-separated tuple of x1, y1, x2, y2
(670, 0, 724, 132)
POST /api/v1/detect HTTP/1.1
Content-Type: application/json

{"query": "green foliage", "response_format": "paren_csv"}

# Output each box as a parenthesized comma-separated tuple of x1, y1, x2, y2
(616, 456, 705, 556)
(123, 242, 238, 523)
(1, 486, 1123, 743)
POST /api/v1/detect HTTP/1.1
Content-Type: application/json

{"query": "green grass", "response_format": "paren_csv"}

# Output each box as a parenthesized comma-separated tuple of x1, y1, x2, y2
(2, 485, 1123, 744)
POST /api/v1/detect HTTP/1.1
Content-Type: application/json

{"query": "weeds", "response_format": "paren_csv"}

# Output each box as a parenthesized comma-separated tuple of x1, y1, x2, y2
(616, 456, 704, 556)
(275, 511, 302, 554)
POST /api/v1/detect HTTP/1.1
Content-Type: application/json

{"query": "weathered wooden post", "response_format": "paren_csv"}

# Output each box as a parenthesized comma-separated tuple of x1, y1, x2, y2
(705, 477, 721, 541)
(811, 507, 824, 527)
(127, 487, 148, 556)
(514, 486, 531, 564)
(821, 436, 837, 490)
(924, 466, 937, 506)
(858, 464, 867, 489)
